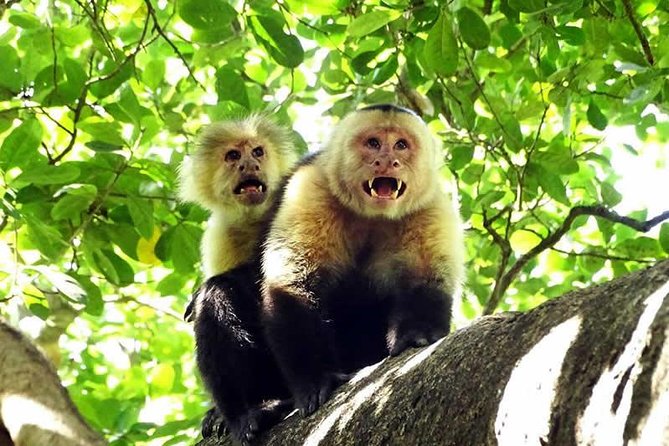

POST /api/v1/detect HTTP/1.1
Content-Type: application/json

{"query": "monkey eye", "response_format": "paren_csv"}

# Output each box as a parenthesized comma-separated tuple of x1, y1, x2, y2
(225, 150, 241, 162)
(395, 139, 408, 150)
(252, 146, 264, 157)
(366, 137, 381, 149)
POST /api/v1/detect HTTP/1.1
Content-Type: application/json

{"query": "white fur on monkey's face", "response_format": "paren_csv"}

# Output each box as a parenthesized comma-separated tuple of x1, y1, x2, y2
(178, 116, 296, 214)
(213, 140, 270, 206)
(322, 109, 442, 219)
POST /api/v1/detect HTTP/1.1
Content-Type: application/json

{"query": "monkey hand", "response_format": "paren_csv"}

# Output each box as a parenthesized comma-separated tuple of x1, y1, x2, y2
(295, 372, 350, 417)
(387, 318, 447, 357)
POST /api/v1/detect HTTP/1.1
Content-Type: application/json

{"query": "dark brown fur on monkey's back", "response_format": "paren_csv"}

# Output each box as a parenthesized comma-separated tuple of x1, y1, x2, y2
(193, 262, 291, 443)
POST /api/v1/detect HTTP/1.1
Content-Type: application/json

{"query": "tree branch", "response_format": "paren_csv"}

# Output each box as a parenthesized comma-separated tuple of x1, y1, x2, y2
(549, 247, 655, 264)
(621, 0, 654, 66)
(51, 82, 89, 164)
(484, 205, 669, 314)
(144, 0, 205, 92)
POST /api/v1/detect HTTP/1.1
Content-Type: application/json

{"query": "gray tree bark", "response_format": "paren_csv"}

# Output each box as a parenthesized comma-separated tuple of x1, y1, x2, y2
(198, 259, 669, 446)
(0, 319, 106, 446)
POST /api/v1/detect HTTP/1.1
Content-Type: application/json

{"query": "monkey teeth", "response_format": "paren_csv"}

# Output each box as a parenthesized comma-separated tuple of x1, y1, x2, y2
(240, 184, 264, 193)
(366, 177, 404, 200)
(234, 178, 267, 198)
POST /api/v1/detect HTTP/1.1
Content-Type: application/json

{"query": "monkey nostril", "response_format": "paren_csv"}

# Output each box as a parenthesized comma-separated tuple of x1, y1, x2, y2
(392, 160, 401, 168)
(254, 165, 260, 171)
(374, 160, 381, 167)
(239, 165, 245, 171)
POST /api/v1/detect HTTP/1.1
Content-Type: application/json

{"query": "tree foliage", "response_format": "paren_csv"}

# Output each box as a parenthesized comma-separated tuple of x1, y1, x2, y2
(0, 0, 668, 444)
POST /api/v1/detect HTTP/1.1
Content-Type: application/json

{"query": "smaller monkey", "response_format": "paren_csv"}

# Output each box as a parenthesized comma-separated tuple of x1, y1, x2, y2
(179, 116, 298, 444)
(179, 115, 297, 279)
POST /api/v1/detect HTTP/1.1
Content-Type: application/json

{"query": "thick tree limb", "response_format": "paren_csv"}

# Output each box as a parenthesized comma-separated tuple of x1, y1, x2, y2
(0, 320, 106, 446)
(197, 259, 669, 445)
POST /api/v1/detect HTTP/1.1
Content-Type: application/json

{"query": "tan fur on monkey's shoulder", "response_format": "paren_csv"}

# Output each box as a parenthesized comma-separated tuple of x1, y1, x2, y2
(264, 155, 464, 297)
(178, 114, 297, 278)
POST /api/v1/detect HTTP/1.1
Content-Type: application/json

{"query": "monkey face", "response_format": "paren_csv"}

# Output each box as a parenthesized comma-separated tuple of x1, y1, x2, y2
(179, 116, 296, 214)
(222, 143, 269, 206)
(323, 110, 441, 219)
(356, 127, 412, 206)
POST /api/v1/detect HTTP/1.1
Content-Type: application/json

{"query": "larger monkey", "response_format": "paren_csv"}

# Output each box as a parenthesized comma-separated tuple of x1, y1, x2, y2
(261, 104, 465, 415)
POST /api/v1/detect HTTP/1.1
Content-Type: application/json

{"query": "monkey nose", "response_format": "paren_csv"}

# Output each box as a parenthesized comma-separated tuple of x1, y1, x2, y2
(239, 163, 260, 172)
(373, 158, 401, 173)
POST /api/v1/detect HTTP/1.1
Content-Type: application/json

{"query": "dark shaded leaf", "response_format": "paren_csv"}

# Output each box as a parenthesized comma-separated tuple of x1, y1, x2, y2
(457, 7, 490, 50)
(424, 11, 458, 77)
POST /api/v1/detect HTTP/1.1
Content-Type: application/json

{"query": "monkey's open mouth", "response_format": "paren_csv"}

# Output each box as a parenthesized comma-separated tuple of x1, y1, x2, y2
(234, 178, 266, 195)
(362, 177, 406, 200)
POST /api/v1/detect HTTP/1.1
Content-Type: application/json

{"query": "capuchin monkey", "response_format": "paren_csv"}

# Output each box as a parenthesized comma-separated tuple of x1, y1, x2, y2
(178, 116, 298, 444)
(261, 104, 465, 416)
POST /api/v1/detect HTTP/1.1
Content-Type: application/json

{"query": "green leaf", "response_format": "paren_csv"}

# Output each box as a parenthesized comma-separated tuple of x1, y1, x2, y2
(119, 86, 144, 124)
(0, 119, 43, 170)
(555, 26, 585, 46)
(78, 121, 126, 146)
(85, 141, 124, 152)
(251, 15, 304, 68)
(179, 0, 236, 30)
(347, 10, 401, 37)
(456, 7, 490, 50)
(660, 223, 669, 254)
(14, 163, 81, 186)
(72, 273, 104, 316)
(533, 140, 579, 175)
(170, 224, 202, 273)
(587, 100, 608, 130)
(0, 46, 21, 90)
(450, 145, 475, 171)
(104, 223, 141, 261)
(127, 198, 154, 239)
(51, 193, 95, 220)
(26, 217, 69, 260)
(371, 56, 398, 85)
(142, 60, 165, 90)
(617, 237, 661, 258)
(93, 249, 134, 286)
(150, 364, 176, 393)
(600, 182, 622, 207)
(215, 66, 250, 109)
(423, 12, 458, 77)
(530, 164, 570, 205)
(8, 11, 42, 29)
(500, 113, 524, 152)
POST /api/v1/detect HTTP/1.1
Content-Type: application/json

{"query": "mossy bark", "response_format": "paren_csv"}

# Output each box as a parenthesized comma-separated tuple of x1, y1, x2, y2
(198, 260, 669, 446)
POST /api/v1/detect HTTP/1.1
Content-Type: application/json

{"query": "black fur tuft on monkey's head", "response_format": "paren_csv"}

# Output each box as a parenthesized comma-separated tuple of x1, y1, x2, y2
(358, 103, 419, 116)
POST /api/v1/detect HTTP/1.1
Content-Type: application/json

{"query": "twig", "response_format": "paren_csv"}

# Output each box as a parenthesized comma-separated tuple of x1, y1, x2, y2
(144, 0, 205, 92)
(51, 83, 89, 164)
(482, 0, 492, 15)
(550, 247, 655, 264)
(73, 0, 118, 61)
(86, 10, 152, 86)
(111, 296, 183, 321)
(621, 0, 654, 66)
(484, 205, 669, 314)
